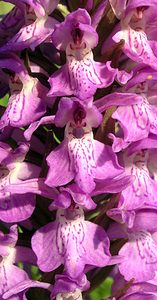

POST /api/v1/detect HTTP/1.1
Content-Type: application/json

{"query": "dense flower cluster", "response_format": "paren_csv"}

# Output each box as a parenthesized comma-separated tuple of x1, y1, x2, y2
(1, 0, 157, 299)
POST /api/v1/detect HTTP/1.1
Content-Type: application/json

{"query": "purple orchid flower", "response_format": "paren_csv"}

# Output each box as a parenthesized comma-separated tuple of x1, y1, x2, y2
(0, 224, 38, 300)
(108, 282, 157, 300)
(24, 97, 126, 194)
(3, 272, 89, 300)
(51, 272, 89, 300)
(114, 72, 157, 142)
(118, 286, 157, 300)
(0, 142, 39, 222)
(103, 135, 157, 212)
(49, 183, 97, 211)
(107, 204, 157, 282)
(110, 0, 157, 69)
(114, 148, 157, 210)
(0, 0, 59, 52)
(49, 170, 131, 211)
(48, 8, 131, 102)
(0, 54, 50, 130)
(109, 268, 157, 300)
(31, 205, 112, 278)
(29, 97, 124, 194)
(0, 5, 25, 47)
(98, 66, 157, 152)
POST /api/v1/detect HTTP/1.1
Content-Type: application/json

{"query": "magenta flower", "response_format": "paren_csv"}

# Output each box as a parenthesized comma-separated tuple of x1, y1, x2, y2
(108, 205, 157, 282)
(0, 142, 40, 222)
(115, 149, 157, 210)
(0, 225, 28, 300)
(48, 8, 131, 101)
(110, 0, 157, 69)
(32, 205, 111, 278)
(45, 98, 124, 193)
(111, 68, 157, 151)
(0, 54, 49, 130)
(0, 4, 25, 47)
(0, 0, 59, 52)
(3, 272, 88, 300)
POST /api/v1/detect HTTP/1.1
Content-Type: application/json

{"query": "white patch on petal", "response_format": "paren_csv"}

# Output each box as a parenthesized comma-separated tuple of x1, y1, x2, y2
(66, 44, 102, 94)
(56, 207, 86, 259)
(56, 289, 83, 300)
(65, 121, 96, 192)
(2, 247, 16, 266)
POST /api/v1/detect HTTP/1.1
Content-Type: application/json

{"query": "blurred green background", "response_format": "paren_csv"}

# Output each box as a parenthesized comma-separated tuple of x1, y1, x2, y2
(0, 1, 14, 14)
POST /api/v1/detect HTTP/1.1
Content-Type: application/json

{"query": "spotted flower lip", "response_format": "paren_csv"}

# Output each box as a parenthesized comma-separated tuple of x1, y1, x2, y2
(24, 99, 128, 194)
(107, 68, 157, 152)
(31, 206, 111, 278)
(110, 0, 157, 69)
(113, 148, 157, 210)
(43, 98, 124, 194)
(118, 230, 157, 282)
(107, 205, 157, 283)
(48, 8, 132, 102)
(108, 220, 157, 283)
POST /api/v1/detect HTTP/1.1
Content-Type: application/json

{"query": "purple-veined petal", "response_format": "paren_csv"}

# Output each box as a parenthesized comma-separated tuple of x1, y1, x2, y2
(68, 131, 96, 193)
(60, 184, 96, 210)
(94, 140, 124, 180)
(48, 56, 123, 101)
(113, 28, 157, 69)
(118, 231, 157, 282)
(0, 77, 48, 130)
(46, 139, 74, 187)
(112, 95, 157, 143)
(94, 92, 143, 113)
(3, 279, 51, 300)
(119, 167, 157, 210)
(24, 115, 55, 141)
(32, 207, 111, 278)
(92, 175, 132, 195)
(128, 134, 157, 155)
(0, 16, 57, 52)
(0, 264, 29, 300)
(3, 178, 58, 200)
(0, 193, 35, 222)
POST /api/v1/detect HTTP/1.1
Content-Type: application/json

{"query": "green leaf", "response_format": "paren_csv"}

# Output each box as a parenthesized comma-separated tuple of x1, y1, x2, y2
(0, 94, 9, 107)
(90, 277, 113, 300)
(0, 1, 14, 14)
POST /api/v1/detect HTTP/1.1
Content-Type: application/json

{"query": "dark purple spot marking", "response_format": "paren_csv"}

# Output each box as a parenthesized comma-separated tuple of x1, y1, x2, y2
(72, 127, 85, 139)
